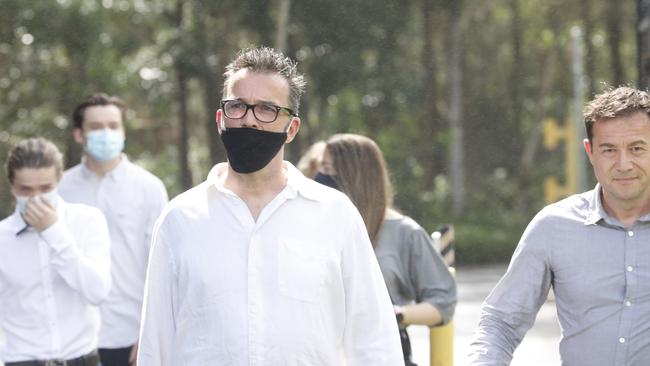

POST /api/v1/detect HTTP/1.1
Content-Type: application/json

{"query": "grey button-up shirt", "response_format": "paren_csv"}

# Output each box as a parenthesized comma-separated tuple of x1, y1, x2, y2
(468, 185, 650, 366)
(375, 216, 457, 325)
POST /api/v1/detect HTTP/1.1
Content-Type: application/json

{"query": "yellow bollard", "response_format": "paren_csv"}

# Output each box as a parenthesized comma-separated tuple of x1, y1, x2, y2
(430, 267, 455, 366)
(429, 320, 454, 366)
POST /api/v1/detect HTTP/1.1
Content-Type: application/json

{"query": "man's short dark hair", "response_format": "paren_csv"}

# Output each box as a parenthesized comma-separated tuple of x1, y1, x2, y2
(584, 86, 650, 142)
(222, 47, 306, 114)
(6, 137, 63, 184)
(72, 93, 127, 129)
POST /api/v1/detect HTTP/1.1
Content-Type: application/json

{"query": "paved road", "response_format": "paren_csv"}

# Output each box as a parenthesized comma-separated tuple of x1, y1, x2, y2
(409, 265, 561, 366)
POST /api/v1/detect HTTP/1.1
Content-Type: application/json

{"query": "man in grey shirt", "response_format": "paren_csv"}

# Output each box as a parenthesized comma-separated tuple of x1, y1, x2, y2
(468, 86, 650, 366)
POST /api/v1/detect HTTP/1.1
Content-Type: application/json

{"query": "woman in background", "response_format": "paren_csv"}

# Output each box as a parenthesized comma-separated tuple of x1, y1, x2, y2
(318, 133, 457, 366)
(296, 140, 326, 179)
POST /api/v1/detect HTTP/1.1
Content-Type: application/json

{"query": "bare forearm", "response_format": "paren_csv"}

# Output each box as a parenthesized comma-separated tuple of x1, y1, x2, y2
(398, 302, 443, 327)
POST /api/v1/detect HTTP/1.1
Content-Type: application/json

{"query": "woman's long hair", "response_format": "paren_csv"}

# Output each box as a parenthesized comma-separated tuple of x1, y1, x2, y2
(325, 134, 393, 246)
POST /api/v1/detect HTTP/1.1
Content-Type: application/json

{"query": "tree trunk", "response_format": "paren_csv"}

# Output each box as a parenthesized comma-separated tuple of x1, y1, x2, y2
(418, 0, 440, 190)
(449, 0, 465, 217)
(509, 0, 522, 137)
(581, 0, 596, 96)
(193, 3, 225, 166)
(275, 0, 291, 52)
(174, 0, 193, 190)
(607, 0, 625, 85)
(638, 0, 650, 89)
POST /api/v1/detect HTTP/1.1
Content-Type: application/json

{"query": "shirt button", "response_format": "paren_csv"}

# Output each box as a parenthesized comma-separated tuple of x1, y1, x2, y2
(619, 337, 626, 343)
(627, 266, 634, 272)
(628, 231, 634, 237)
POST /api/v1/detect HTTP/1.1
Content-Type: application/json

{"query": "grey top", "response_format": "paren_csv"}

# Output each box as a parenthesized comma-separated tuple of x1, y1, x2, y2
(374, 215, 457, 325)
(468, 185, 650, 366)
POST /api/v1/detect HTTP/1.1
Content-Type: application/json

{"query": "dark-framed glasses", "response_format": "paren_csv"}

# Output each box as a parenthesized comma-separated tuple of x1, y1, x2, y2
(220, 100, 297, 123)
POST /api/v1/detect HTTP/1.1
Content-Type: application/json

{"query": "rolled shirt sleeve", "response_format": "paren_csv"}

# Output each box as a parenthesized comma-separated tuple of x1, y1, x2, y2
(408, 227, 457, 325)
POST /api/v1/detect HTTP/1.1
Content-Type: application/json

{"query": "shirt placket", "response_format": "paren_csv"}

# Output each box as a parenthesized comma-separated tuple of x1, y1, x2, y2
(38, 237, 62, 356)
(248, 229, 264, 366)
(615, 228, 637, 365)
(96, 174, 110, 216)
(245, 192, 289, 365)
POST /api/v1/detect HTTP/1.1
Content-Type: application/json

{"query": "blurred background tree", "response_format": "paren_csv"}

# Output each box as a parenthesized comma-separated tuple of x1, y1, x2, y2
(0, 0, 639, 264)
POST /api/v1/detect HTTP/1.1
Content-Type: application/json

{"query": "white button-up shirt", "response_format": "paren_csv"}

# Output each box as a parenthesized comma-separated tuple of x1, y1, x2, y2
(0, 199, 111, 362)
(58, 155, 168, 348)
(138, 162, 402, 365)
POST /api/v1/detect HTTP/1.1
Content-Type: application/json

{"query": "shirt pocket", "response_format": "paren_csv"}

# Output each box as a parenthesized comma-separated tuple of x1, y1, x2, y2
(278, 239, 327, 304)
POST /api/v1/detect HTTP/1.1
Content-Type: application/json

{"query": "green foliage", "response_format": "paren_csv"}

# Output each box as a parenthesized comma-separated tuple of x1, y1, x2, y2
(454, 220, 523, 266)
(0, 0, 639, 263)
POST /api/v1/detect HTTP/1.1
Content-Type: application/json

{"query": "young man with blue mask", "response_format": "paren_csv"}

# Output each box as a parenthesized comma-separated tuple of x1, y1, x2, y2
(0, 137, 111, 366)
(137, 47, 402, 365)
(58, 93, 168, 366)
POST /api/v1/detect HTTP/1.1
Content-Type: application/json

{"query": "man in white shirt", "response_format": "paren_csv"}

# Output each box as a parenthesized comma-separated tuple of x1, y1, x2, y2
(137, 46, 402, 365)
(58, 94, 168, 366)
(0, 137, 111, 366)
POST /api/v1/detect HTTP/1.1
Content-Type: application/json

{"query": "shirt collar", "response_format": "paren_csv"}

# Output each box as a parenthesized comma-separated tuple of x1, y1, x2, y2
(584, 183, 650, 226)
(81, 154, 129, 182)
(584, 184, 607, 226)
(206, 161, 324, 202)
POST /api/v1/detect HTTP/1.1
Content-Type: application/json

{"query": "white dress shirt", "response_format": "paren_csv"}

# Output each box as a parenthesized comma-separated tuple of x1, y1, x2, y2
(138, 162, 402, 366)
(58, 155, 168, 348)
(0, 198, 111, 362)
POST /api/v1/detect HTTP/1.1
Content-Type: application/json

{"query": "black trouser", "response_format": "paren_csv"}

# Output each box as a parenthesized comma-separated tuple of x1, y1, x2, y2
(98, 346, 133, 366)
(399, 327, 418, 366)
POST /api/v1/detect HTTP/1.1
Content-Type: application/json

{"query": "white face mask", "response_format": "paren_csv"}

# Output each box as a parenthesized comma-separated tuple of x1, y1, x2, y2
(15, 189, 58, 215)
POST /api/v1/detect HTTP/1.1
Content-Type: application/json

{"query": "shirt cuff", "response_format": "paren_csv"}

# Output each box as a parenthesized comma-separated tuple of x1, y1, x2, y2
(40, 220, 75, 252)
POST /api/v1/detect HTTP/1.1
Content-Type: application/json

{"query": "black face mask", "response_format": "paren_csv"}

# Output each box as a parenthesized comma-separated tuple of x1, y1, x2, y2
(314, 172, 340, 190)
(220, 127, 287, 174)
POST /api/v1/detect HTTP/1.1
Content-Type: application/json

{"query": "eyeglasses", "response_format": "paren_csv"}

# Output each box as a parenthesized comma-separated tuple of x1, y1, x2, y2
(220, 100, 297, 123)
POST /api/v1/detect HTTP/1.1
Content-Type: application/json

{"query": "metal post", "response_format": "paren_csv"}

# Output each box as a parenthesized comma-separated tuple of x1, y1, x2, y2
(571, 26, 587, 192)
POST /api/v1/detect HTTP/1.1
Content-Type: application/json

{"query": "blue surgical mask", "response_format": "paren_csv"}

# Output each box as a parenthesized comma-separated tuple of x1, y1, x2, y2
(85, 129, 125, 162)
(15, 189, 58, 215)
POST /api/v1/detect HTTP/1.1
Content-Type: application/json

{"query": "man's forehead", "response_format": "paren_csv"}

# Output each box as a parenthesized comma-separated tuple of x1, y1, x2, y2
(83, 105, 123, 123)
(593, 115, 650, 143)
(13, 167, 59, 184)
(225, 69, 290, 102)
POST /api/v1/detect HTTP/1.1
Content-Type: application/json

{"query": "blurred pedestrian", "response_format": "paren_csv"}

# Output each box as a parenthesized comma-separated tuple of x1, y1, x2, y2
(0, 137, 111, 366)
(58, 93, 168, 366)
(469, 86, 650, 365)
(296, 140, 325, 178)
(319, 133, 457, 366)
(137, 47, 402, 365)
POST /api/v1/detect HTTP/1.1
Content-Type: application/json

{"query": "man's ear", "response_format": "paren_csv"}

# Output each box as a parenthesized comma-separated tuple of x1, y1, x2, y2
(583, 138, 594, 163)
(73, 128, 84, 144)
(216, 109, 224, 134)
(285, 117, 301, 143)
